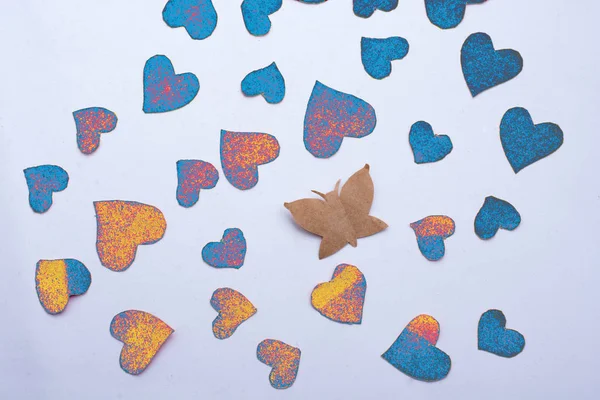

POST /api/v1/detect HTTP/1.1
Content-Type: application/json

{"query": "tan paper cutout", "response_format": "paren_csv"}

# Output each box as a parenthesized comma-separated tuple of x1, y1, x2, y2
(284, 164, 388, 259)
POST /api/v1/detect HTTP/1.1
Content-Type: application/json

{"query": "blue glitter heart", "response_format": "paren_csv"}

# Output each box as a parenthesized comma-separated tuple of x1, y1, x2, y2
(23, 165, 69, 213)
(409, 121, 453, 164)
(474, 196, 521, 240)
(361, 37, 409, 80)
(241, 62, 285, 104)
(143, 55, 200, 113)
(478, 309, 525, 358)
(425, 0, 488, 29)
(353, 0, 398, 18)
(241, 0, 282, 36)
(162, 0, 218, 40)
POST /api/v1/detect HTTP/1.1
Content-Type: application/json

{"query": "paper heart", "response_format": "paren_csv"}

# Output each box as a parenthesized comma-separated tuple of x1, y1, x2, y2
(143, 55, 199, 113)
(94, 201, 167, 272)
(241, 0, 282, 36)
(475, 196, 521, 240)
(23, 165, 69, 213)
(478, 309, 525, 358)
(220, 130, 280, 190)
(297, 0, 328, 3)
(461, 32, 523, 97)
(210, 288, 257, 339)
(35, 259, 91, 314)
(409, 121, 453, 164)
(500, 107, 564, 173)
(410, 216, 455, 261)
(353, 0, 398, 18)
(73, 107, 118, 154)
(202, 228, 247, 268)
(361, 36, 409, 80)
(382, 314, 451, 382)
(110, 310, 174, 375)
(241, 62, 285, 104)
(304, 81, 377, 158)
(162, 0, 217, 40)
(311, 264, 366, 324)
(176, 160, 219, 207)
(257, 339, 301, 389)
(425, 0, 488, 29)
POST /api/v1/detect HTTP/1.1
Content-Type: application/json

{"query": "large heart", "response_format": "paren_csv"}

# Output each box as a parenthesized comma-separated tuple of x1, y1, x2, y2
(210, 287, 257, 339)
(176, 159, 219, 208)
(425, 0, 488, 29)
(241, 0, 282, 36)
(202, 228, 247, 268)
(162, 0, 218, 40)
(409, 121, 453, 164)
(73, 107, 118, 154)
(23, 165, 69, 213)
(241, 62, 285, 104)
(361, 36, 409, 80)
(353, 0, 398, 18)
(474, 196, 521, 240)
(94, 201, 167, 272)
(478, 309, 525, 358)
(461, 32, 523, 97)
(257, 339, 301, 389)
(311, 264, 366, 324)
(410, 215, 455, 261)
(500, 107, 564, 173)
(35, 259, 91, 314)
(143, 54, 199, 113)
(382, 314, 451, 382)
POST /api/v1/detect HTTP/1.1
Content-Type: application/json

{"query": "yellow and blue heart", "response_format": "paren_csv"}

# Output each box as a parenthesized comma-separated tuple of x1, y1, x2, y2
(353, 0, 398, 18)
(241, 62, 285, 104)
(241, 0, 282, 36)
(202, 228, 247, 268)
(257, 339, 301, 389)
(73, 107, 118, 155)
(176, 159, 219, 208)
(143, 55, 199, 113)
(35, 259, 91, 314)
(425, 0, 488, 30)
(478, 309, 525, 358)
(210, 287, 257, 339)
(162, 0, 217, 40)
(311, 264, 366, 324)
(410, 215, 455, 261)
(475, 196, 521, 240)
(361, 36, 409, 80)
(23, 165, 69, 213)
(409, 121, 453, 164)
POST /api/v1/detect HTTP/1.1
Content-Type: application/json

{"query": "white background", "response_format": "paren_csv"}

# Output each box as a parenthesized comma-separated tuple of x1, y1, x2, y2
(1, 0, 599, 399)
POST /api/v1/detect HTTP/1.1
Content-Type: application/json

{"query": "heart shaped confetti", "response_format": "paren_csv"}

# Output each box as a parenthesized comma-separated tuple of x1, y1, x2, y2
(478, 309, 525, 358)
(110, 310, 174, 375)
(202, 228, 247, 268)
(500, 107, 564, 173)
(304, 81, 377, 158)
(210, 287, 257, 339)
(176, 160, 219, 208)
(409, 121, 453, 164)
(410, 216, 455, 261)
(220, 130, 280, 190)
(353, 0, 398, 18)
(461, 32, 523, 97)
(23, 165, 69, 213)
(162, 0, 218, 40)
(361, 36, 409, 80)
(475, 196, 521, 240)
(311, 264, 366, 324)
(425, 0, 488, 29)
(257, 339, 301, 389)
(94, 201, 167, 272)
(143, 54, 200, 113)
(35, 259, 91, 314)
(73, 107, 118, 155)
(241, 62, 285, 104)
(382, 314, 451, 382)
(241, 0, 282, 36)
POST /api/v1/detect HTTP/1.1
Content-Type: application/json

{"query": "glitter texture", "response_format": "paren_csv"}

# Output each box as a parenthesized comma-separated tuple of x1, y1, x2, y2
(500, 107, 564, 173)
(23, 165, 69, 213)
(202, 228, 247, 268)
(461, 32, 523, 97)
(220, 130, 280, 190)
(210, 287, 257, 339)
(35, 259, 91, 314)
(163, 0, 217, 40)
(353, 0, 398, 18)
(143, 54, 199, 113)
(241, 0, 282, 36)
(73, 107, 118, 155)
(241, 62, 285, 104)
(176, 159, 219, 208)
(382, 314, 451, 382)
(110, 310, 174, 375)
(475, 196, 521, 240)
(410, 215, 455, 261)
(95, 201, 167, 272)
(409, 121, 453, 164)
(303, 81, 376, 158)
(361, 37, 409, 80)
(478, 309, 525, 358)
(257, 339, 301, 389)
(311, 264, 366, 324)
(425, 0, 488, 30)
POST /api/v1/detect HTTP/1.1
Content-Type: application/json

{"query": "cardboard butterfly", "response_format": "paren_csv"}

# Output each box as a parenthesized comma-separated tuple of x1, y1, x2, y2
(284, 164, 388, 259)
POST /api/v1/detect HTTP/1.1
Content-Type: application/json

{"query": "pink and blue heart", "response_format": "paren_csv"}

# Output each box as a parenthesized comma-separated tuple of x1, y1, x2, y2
(143, 55, 199, 113)
(241, 62, 285, 104)
(202, 228, 247, 268)
(23, 165, 69, 213)
(162, 0, 217, 40)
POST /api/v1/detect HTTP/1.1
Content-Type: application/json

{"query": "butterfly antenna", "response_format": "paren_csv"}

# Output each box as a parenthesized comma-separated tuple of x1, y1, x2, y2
(311, 190, 326, 199)
(334, 180, 341, 193)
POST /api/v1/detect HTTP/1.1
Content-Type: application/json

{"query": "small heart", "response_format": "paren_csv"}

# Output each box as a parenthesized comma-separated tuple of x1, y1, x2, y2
(425, 0, 488, 29)
(361, 36, 409, 80)
(410, 215, 455, 261)
(311, 264, 366, 324)
(382, 314, 451, 382)
(202, 228, 247, 268)
(296, 0, 328, 3)
(241, 62, 285, 104)
(461, 32, 523, 97)
(143, 55, 199, 113)
(220, 130, 280, 190)
(73, 107, 118, 154)
(162, 0, 217, 40)
(94, 201, 167, 272)
(353, 0, 398, 18)
(475, 196, 521, 240)
(23, 165, 69, 213)
(409, 121, 453, 164)
(176, 160, 219, 208)
(35, 259, 91, 314)
(241, 0, 282, 36)
(257, 339, 301, 389)
(210, 287, 257, 339)
(478, 309, 525, 358)
(500, 107, 564, 173)
(110, 310, 174, 375)
(304, 81, 377, 158)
